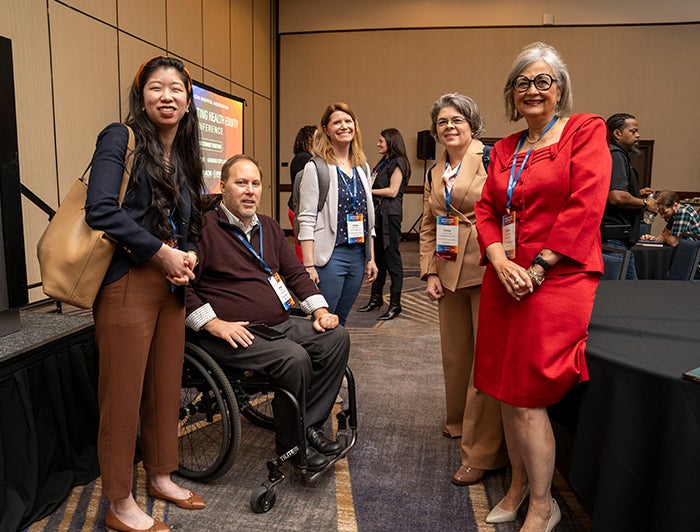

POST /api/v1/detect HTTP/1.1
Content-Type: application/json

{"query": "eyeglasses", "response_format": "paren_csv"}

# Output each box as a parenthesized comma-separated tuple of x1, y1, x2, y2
(512, 73, 557, 93)
(436, 116, 467, 128)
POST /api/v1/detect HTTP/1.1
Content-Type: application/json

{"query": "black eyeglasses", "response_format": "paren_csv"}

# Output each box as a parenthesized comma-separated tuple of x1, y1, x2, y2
(512, 73, 557, 93)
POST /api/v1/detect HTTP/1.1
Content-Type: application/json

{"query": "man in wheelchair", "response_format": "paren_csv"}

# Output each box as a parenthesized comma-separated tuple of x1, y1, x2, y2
(185, 155, 350, 472)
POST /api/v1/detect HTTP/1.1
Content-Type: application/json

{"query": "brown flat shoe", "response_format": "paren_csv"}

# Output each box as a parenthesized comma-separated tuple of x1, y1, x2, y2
(442, 427, 459, 439)
(148, 484, 206, 510)
(451, 465, 485, 486)
(104, 508, 170, 532)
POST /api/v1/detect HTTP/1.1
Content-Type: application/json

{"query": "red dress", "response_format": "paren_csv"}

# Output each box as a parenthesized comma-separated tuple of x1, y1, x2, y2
(474, 114, 611, 407)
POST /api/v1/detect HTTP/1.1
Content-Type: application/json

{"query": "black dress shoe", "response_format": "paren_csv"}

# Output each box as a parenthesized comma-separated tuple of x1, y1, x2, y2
(296, 446, 329, 472)
(357, 296, 383, 312)
(377, 305, 401, 320)
(306, 426, 343, 456)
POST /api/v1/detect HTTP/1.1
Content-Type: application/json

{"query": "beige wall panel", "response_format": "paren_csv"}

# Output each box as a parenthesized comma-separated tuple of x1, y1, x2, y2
(202, 71, 232, 93)
(203, 0, 230, 78)
(50, 3, 121, 199)
(118, 0, 167, 48)
(167, 0, 203, 64)
(118, 35, 163, 119)
(280, 24, 700, 231)
(252, 0, 271, 97)
(253, 94, 273, 216)
(1, 1, 58, 292)
(231, 0, 253, 89)
(280, 0, 700, 33)
(232, 84, 253, 154)
(58, 0, 116, 25)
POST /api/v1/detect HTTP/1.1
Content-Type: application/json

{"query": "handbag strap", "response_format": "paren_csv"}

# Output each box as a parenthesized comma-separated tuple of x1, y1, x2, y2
(118, 126, 136, 206)
(82, 124, 135, 206)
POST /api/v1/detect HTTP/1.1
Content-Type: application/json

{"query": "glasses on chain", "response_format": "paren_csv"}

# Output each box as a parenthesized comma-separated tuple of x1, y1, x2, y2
(512, 73, 557, 93)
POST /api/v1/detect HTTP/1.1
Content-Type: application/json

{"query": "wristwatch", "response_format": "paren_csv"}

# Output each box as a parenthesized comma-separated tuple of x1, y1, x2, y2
(642, 197, 648, 208)
(532, 253, 552, 271)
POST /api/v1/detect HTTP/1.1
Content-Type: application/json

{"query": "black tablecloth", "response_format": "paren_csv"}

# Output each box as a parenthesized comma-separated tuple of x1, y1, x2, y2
(0, 316, 99, 531)
(571, 281, 700, 532)
(631, 243, 675, 279)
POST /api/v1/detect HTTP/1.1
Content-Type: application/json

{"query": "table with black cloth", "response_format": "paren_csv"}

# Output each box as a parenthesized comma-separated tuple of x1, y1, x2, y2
(631, 242, 675, 279)
(570, 281, 700, 532)
(0, 313, 99, 531)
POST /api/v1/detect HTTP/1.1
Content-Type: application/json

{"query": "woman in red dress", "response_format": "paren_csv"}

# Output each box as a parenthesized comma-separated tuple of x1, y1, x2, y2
(474, 42, 611, 531)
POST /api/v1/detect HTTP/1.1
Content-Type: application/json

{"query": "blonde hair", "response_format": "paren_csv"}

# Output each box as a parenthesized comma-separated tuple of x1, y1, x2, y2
(313, 102, 367, 167)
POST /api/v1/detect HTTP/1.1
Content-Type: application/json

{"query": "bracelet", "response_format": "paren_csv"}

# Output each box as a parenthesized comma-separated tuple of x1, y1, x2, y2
(304, 265, 315, 269)
(527, 265, 545, 286)
(643, 198, 648, 208)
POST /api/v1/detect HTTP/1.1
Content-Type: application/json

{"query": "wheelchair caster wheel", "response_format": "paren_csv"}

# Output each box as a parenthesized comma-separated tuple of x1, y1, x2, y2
(337, 433, 347, 448)
(250, 485, 276, 513)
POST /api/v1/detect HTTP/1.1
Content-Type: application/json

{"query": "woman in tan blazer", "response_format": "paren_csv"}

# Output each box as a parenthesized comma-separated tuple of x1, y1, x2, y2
(420, 93, 506, 485)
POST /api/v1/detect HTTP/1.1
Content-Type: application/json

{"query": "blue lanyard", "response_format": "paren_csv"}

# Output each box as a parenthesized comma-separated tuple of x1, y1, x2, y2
(338, 167, 359, 211)
(166, 209, 178, 247)
(506, 116, 558, 211)
(444, 159, 461, 214)
(233, 221, 273, 276)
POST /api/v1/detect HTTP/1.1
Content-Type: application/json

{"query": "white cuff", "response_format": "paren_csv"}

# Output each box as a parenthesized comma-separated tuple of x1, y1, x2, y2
(300, 294, 328, 315)
(186, 303, 217, 331)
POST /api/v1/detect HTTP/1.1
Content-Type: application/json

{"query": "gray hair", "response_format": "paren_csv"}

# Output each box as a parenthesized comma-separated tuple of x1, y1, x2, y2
(429, 93, 484, 138)
(503, 42, 573, 122)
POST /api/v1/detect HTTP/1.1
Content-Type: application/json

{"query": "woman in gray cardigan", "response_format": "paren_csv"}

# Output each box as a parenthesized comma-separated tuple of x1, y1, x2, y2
(297, 102, 377, 326)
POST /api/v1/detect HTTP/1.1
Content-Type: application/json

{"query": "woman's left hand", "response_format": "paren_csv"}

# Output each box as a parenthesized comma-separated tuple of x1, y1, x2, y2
(365, 259, 378, 283)
(492, 257, 533, 301)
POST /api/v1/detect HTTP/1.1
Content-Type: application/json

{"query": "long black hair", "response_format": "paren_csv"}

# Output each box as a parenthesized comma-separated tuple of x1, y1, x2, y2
(374, 128, 411, 184)
(125, 56, 205, 241)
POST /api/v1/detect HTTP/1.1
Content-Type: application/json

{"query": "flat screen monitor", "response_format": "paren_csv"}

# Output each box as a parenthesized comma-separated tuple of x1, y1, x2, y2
(192, 81, 244, 193)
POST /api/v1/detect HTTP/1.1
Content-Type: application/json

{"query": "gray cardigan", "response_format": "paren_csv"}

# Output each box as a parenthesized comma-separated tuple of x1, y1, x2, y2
(296, 158, 375, 266)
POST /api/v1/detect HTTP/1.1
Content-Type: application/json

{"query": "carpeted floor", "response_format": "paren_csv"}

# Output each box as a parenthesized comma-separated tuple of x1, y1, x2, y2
(27, 241, 591, 532)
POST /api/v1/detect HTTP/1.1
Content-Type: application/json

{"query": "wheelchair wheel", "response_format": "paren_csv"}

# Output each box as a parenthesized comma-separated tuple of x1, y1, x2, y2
(178, 343, 240, 482)
(250, 485, 276, 513)
(235, 384, 275, 431)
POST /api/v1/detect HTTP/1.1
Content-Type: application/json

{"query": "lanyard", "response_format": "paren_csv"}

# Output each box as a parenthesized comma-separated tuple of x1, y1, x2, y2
(443, 159, 461, 214)
(506, 115, 558, 211)
(233, 221, 273, 276)
(338, 167, 359, 211)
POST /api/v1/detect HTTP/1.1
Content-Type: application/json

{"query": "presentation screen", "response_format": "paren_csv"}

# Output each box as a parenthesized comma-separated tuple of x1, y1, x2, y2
(192, 81, 244, 193)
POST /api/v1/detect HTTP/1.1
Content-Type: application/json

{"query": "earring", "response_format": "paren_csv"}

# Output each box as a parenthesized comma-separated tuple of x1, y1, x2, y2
(186, 108, 190, 113)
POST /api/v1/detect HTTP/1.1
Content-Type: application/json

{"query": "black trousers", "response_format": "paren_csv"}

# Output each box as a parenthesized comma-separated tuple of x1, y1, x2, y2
(372, 213, 404, 297)
(193, 317, 349, 450)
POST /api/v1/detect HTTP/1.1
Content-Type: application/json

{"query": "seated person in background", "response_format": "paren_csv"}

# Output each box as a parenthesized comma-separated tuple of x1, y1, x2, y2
(640, 190, 700, 245)
(185, 154, 349, 471)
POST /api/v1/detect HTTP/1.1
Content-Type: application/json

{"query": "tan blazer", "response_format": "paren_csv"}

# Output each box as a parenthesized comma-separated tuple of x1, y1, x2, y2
(419, 139, 487, 292)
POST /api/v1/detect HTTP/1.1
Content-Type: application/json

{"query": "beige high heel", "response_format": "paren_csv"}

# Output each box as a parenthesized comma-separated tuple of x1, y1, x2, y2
(485, 486, 530, 524)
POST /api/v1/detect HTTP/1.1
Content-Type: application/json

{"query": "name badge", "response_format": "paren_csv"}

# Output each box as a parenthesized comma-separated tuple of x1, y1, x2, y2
(436, 215, 459, 261)
(347, 212, 365, 243)
(502, 212, 517, 259)
(268, 272, 294, 310)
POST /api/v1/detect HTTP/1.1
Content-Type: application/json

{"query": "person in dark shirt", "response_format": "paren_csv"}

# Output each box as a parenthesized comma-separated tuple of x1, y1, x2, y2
(186, 154, 349, 472)
(288, 125, 317, 261)
(600, 113, 658, 279)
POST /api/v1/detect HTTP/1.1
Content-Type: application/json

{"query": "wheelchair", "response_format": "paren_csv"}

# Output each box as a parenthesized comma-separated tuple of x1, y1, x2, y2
(177, 340, 358, 513)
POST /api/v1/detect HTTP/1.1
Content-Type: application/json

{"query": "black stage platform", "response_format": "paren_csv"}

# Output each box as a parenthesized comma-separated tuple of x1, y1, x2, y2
(0, 312, 98, 531)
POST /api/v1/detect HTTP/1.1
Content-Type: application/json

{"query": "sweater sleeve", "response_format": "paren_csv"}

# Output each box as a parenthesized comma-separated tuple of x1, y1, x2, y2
(296, 159, 321, 242)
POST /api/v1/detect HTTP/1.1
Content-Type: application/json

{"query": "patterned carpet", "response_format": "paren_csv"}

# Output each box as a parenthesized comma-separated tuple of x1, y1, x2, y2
(26, 242, 591, 532)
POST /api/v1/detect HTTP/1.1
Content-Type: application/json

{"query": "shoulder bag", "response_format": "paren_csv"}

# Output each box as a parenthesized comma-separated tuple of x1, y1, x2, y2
(37, 126, 135, 309)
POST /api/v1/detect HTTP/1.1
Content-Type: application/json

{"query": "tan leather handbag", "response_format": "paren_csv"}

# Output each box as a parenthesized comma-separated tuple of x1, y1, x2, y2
(37, 126, 135, 308)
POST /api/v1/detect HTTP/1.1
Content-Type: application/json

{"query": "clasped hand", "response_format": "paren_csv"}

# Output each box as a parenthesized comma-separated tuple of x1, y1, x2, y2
(155, 244, 197, 285)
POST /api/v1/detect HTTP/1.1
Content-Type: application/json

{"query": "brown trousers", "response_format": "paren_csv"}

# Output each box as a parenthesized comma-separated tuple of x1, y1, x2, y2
(94, 259, 185, 500)
(439, 285, 507, 470)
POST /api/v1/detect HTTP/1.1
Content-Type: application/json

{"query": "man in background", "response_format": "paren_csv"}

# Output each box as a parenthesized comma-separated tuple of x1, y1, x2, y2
(640, 190, 700, 244)
(600, 113, 659, 279)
